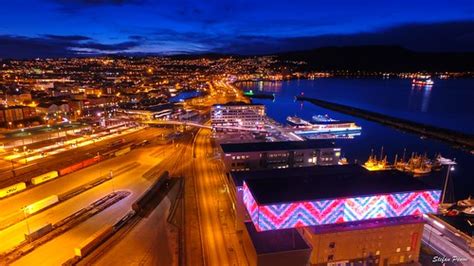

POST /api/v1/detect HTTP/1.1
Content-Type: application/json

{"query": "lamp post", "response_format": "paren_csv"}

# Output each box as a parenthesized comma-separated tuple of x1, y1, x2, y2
(22, 207, 31, 240)
(441, 162, 456, 204)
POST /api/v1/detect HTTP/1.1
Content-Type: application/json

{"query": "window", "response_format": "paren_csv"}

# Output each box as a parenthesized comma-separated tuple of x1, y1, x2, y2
(327, 255, 334, 261)
(396, 248, 401, 253)
(406, 247, 411, 251)
(329, 242, 336, 248)
(375, 250, 380, 255)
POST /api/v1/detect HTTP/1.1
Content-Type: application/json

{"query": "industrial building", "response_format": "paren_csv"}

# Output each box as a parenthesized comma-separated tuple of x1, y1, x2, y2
(220, 140, 341, 172)
(211, 102, 266, 132)
(230, 165, 441, 266)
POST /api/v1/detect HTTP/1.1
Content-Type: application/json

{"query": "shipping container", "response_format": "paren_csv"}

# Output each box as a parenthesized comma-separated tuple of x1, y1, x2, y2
(24, 195, 59, 215)
(0, 182, 27, 198)
(59, 156, 102, 176)
(31, 171, 59, 185)
(114, 146, 131, 157)
(74, 225, 113, 257)
(59, 161, 84, 176)
(25, 223, 53, 241)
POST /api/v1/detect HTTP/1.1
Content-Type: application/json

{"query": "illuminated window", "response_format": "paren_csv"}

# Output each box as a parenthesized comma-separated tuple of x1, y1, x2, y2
(376, 250, 380, 255)
(396, 248, 401, 253)
(406, 247, 411, 251)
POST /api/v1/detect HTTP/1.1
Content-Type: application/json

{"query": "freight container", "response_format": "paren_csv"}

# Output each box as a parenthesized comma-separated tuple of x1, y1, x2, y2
(114, 146, 131, 157)
(23, 195, 59, 215)
(25, 223, 53, 241)
(74, 225, 113, 257)
(0, 182, 27, 198)
(59, 161, 83, 176)
(31, 171, 59, 185)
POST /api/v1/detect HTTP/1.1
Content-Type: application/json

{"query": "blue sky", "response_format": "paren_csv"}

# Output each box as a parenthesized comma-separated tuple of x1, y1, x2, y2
(0, 0, 473, 57)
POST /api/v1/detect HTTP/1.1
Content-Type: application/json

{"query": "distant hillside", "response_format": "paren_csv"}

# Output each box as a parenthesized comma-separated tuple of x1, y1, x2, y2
(275, 46, 474, 72)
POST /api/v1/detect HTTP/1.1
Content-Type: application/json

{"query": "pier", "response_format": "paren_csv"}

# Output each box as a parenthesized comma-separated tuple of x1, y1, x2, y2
(296, 96, 474, 150)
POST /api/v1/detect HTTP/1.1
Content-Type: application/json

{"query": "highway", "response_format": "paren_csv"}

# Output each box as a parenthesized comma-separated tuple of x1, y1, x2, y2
(423, 224, 473, 265)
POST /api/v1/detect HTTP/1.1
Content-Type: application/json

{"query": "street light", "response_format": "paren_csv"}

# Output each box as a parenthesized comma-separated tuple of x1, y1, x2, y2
(441, 162, 456, 204)
(22, 207, 31, 241)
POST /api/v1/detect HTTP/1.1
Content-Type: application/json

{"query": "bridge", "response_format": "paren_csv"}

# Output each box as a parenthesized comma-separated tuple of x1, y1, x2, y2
(144, 120, 268, 132)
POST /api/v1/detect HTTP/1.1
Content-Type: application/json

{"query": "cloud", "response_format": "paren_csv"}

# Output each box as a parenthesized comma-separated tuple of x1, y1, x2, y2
(0, 20, 473, 58)
(43, 34, 92, 41)
(211, 20, 474, 54)
(0, 35, 140, 59)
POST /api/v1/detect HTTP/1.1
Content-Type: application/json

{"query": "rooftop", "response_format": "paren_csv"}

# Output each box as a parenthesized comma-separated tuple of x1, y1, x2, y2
(307, 216, 424, 235)
(244, 222, 311, 254)
(235, 164, 437, 205)
(212, 101, 263, 107)
(221, 139, 336, 153)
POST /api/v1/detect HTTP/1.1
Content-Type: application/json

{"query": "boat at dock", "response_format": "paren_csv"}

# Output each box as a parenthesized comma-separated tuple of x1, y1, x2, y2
(289, 115, 361, 135)
(457, 196, 474, 207)
(399, 153, 432, 176)
(363, 154, 389, 171)
(286, 116, 313, 127)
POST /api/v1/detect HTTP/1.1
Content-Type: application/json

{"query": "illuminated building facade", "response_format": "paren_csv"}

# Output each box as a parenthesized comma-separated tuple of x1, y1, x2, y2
(221, 140, 341, 172)
(230, 165, 441, 265)
(211, 102, 266, 131)
(243, 181, 440, 231)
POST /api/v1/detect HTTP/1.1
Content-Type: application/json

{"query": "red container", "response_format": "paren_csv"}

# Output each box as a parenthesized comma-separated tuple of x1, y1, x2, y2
(59, 161, 84, 176)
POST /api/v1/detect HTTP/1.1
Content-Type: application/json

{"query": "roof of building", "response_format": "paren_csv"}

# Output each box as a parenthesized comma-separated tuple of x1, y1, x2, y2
(244, 222, 311, 254)
(234, 164, 438, 205)
(221, 139, 336, 153)
(212, 101, 263, 107)
(307, 216, 423, 235)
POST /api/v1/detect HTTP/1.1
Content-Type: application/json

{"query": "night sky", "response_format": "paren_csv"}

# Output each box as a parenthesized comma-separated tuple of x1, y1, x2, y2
(0, 0, 473, 58)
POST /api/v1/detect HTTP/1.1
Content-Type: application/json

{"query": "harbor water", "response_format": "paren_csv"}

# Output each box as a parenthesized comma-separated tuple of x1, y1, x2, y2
(238, 78, 474, 201)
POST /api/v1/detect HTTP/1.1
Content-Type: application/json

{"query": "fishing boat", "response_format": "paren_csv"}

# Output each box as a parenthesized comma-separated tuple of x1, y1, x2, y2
(338, 157, 348, 165)
(403, 153, 432, 176)
(363, 148, 390, 171)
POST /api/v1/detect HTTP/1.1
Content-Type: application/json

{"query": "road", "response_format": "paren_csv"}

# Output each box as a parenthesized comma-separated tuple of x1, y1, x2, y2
(73, 132, 195, 266)
(423, 225, 473, 265)
(192, 127, 248, 265)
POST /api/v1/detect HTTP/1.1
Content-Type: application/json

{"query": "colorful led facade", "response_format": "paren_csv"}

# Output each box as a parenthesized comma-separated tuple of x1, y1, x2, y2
(243, 181, 441, 231)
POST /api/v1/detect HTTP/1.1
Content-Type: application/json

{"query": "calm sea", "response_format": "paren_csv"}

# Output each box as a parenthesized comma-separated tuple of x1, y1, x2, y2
(237, 78, 474, 201)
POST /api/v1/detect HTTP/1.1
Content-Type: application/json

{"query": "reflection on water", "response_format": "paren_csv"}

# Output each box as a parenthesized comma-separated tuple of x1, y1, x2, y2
(240, 81, 283, 93)
(237, 78, 474, 200)
(409, 85, 432, 112)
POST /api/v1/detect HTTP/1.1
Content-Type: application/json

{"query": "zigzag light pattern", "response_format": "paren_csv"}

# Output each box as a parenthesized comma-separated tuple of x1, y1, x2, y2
(242, 181, 440, 231)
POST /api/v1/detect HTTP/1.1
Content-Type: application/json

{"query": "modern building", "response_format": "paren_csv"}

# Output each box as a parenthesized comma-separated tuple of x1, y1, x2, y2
(220, 140, 341, 172)
(211, 102, 266, 132)
(229, 165, 441, 266)
(299, 216, 425, 265)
